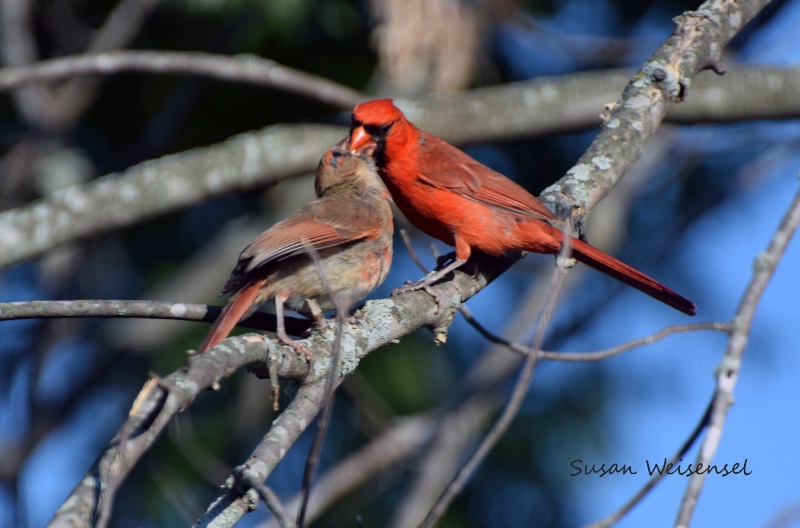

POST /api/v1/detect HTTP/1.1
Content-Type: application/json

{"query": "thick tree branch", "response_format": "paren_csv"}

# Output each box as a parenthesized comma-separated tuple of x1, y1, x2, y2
(48, 251, 517, 527)
(37, 2, 780, 525)
(538, 0, 773, 220)
(46, 335, 298, 528)
(0, 124, 344, 269)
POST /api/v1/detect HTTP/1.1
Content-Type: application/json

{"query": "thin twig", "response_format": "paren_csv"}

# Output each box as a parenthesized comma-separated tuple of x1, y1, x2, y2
(419, 222, 573, 527)
(539, 322, 732, 362)
(296, 244, 351, 527)
(459, 298, 730, 361)
(238, 468, 296, 528)
(675, 186, 800, 527)
(399, 229, 430, 274)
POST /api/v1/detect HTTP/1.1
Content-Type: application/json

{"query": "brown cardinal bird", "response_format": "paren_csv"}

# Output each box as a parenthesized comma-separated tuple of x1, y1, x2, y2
(197, 143, 394, 354)
(348, 99, 695, 316)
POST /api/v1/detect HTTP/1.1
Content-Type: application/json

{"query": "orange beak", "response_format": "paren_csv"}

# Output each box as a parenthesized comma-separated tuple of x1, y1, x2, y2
(349, 125, 373, 152)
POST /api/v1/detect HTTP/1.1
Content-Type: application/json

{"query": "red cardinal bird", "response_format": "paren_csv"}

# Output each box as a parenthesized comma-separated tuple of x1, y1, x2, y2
(348, 99, 695, 316)
(197, 143, 394, 354)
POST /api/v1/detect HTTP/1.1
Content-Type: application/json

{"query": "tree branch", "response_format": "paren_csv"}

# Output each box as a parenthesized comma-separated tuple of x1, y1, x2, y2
(538, 0, 773, 220)
(46, 335, 302, 528)
(0, 124, 344, 269)
(0, 51, 366, 110)
(2, 65, 798, 270)
(48, 250, 517, 527)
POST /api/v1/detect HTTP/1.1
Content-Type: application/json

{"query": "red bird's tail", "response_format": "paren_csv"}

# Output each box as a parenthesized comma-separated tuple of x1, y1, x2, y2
(568, 237, 696, 316)
(197, 279, 266, 353)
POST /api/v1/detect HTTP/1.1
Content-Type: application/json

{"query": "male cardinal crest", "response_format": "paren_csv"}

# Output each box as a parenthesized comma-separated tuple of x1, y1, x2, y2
(197, 143, 394, 354)
(348, 99, 695, 316)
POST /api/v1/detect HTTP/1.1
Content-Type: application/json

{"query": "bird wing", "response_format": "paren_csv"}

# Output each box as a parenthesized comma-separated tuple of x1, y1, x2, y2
(414, 132, 557, 222)
(238, 198, 386, 273)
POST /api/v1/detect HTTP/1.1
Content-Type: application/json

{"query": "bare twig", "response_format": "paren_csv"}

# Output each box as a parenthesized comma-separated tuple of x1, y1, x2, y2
(398, 229, 430, 274)
(296, 245, 352, 527)
(539, 322, 732, 362)
(0, 51, 366, 109)
(675, 186, 800, 527)
(456, 295, 730, 361)
(237, 467, 296, 528)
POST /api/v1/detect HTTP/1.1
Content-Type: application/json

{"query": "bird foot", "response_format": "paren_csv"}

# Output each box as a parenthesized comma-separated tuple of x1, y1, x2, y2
(278, 335, 314, 362)
(392, 278, 447, 314)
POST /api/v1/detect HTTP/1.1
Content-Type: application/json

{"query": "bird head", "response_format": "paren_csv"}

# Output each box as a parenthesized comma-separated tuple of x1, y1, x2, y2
(348, 99, 404, 152)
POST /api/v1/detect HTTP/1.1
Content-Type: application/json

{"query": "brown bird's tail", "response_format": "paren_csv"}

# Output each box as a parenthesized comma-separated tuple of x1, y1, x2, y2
(197, 279, 266, 353)
(568, 236, 696, 316)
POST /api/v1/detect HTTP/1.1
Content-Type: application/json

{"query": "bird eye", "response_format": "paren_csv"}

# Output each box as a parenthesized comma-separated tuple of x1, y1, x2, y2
(366, 123, 391, 137)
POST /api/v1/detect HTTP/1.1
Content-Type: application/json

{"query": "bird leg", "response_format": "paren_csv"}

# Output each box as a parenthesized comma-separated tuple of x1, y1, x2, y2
(275, 296, 313, 362)
(307, 298, 332, 333)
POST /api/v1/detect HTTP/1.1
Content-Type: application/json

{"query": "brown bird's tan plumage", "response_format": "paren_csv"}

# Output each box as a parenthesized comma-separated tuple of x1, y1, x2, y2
(197, 143, 394, 354)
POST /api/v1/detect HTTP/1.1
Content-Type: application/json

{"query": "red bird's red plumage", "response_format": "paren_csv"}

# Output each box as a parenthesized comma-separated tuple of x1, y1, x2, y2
(349, 99, 695, 316)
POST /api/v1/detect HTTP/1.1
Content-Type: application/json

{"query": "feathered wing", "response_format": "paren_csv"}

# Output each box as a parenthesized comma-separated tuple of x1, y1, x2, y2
(413, 130, 695, 316)
(223, 198, 386, 294)
(414, 132, 557, 222)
